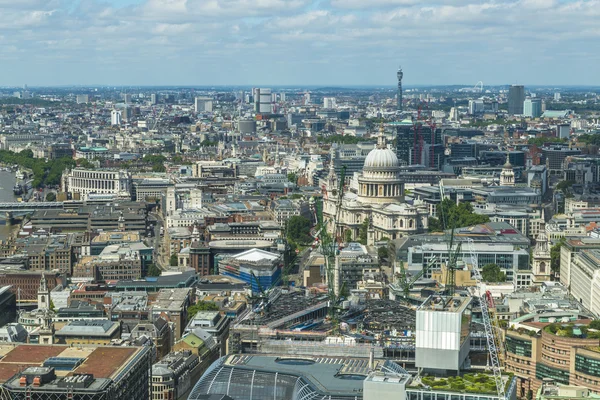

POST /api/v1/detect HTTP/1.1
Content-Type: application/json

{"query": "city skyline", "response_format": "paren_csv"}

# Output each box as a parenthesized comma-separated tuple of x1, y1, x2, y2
(1, 0, 600, 87)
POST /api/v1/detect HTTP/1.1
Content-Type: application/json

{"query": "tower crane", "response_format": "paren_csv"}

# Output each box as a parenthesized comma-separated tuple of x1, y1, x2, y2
(316, 164, 347, 333)
(467, 237, 505, 399)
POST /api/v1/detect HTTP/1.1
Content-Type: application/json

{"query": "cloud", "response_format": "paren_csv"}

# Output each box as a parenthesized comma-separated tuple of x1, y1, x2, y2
(0, 0, 598, 85)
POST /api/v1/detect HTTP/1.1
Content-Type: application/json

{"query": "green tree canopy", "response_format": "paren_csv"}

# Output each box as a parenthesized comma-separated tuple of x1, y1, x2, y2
(187, 301, 219, 320)
(556, 180, 575, 192)
(318, 135, 365, 144)
(45, 192, 56, 202)
(146, 263, 161, 277)
(170, 254, 178, 266)
(429, 199, 490, 232)
(481, 263, 506, 282)
(378, 245, 389, 260)
(286, 216, 312, 245)
(287, 172, 298, 184)
(578, 134, 600, 146)
(528, 137, 566, 146)
(358, 218, 369, 245)
(551, 237, 566, 276)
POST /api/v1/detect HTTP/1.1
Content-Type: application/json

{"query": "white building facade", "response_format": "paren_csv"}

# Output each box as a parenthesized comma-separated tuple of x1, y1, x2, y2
(62, 168, 132, 200)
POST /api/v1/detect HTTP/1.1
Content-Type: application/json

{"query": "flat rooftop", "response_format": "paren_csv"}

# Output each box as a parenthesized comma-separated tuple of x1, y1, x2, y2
(0, 344, 142, 383)
(419, 295, 471, 313)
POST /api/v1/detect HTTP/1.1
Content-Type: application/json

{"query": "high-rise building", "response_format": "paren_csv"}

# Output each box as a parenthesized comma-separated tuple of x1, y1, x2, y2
(395, 123, 444, 169)
(323, 97, 336, 109)
(194, 97, 213, 113)
(508, 85, 525, 115)
(111, 110, 122, 125)
(150, 93, 157, 105)
(123, 93, 132, 104)
(468, 99, 485, 115)
(253, 88, 273, 114)
(554, 92, 561, 101)
(76, 94, 89, 104)
(280, 92, 286, 102)
(523, 98, 542, 118)
(397, 66, 403, 112)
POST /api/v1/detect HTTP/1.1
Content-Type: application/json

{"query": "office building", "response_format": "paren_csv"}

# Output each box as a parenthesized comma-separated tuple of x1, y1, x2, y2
(61, 168, 132, 201)
(554, 92, 561, 101)
(150, 93, 157, 105)
(505, 320, 600, 397)
(253, 88, 273, 114)
(194, 97, 213, 113)
(55, 320, 121, 345)
(416, 296, 472, 373)
(468, 99, 485, 115)
(541, 146, 582, 175)
(334, 243, 379, 296)
(152, 351, 205, 400)
(392, 122, 444, 169)
(151, 288, 194, 340)
(218, 248, 281, 293)
(0, 344, 152, 400)
(508, 85, 525, 115)
(76, 94, 89, 104)
(111, 109, 121, 125)
(188, 354, 515, 400)
(123, 93, 132, 104)
(323, 97, 336, 109)
(524, 98, 543, 118)
(557, 124, 571, 139)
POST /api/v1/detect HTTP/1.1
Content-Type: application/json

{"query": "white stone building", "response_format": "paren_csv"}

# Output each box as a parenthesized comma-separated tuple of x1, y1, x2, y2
(323, 128, 428, 243)
(62, 168, 132, 201)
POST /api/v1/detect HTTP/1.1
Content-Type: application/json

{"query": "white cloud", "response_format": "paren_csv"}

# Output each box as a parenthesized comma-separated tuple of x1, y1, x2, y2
(0, 0, 598, 85)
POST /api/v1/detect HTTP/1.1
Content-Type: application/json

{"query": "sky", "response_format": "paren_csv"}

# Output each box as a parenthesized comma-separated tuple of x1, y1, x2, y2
(1, 0, 599, 87)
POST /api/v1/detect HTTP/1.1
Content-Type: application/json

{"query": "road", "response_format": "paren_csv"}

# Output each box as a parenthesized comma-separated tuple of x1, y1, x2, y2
(152, 211, 170, 270)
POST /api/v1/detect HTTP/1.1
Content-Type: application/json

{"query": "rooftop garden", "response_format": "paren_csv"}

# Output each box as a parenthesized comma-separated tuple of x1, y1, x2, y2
(419, 373, 514, 395)
(544, 321, 600, 339)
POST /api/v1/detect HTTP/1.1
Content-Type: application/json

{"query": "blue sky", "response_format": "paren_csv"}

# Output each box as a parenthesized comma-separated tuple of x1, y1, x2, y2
(0, 0, 599, 86)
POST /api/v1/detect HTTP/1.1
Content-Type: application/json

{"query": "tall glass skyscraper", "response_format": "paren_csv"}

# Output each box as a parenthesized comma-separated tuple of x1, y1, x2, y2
(508, 85, 525, 115)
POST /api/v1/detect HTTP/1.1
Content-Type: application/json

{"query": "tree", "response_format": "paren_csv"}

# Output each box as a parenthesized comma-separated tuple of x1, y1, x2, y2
(378, 245, 389, 260)
(481, 263, 506, 282)
(528, 137, 566, 146)
(429, 199, 490, 232)
(170, 254, 178, 266)
(152, 163, 166, 172)
(286, 216, 312, 245)
(287, 172, 298, 184)
(344, 229, 353, 243)
(551, 237, 566, 276)
(45, 192, 56, 202)
(187, 301, 219, 320)
(49, 299, 56, 312)
(146, 263, 161, 277)
(556, 180, 575, 192)
(358, 218, 369, 245)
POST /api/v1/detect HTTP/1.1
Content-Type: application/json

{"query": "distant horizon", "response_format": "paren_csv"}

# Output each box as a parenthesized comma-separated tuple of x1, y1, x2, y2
(3, 84, 600, 90)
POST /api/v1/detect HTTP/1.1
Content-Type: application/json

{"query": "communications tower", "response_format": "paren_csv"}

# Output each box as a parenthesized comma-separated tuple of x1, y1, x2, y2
(397, 66, 403, 112)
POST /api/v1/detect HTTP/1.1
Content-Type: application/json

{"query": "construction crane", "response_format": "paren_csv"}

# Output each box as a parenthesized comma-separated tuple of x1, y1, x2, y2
(438, 185, 461, 296)
(467, 238, 505, 399)
(394, 257, 439, 299)
(315, 164, 347, 333)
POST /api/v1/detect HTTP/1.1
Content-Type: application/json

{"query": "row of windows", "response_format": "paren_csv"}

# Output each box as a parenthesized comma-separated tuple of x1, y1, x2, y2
(536, 363, 570, 385)
(575, 354, 600, 377)
(506, 337, 532, 358)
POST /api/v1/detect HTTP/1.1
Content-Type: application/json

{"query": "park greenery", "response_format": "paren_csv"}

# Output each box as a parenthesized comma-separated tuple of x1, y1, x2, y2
(577, 134, 600, 146)
(286, 216, 312, 246)
(481, 264, 506, 282)
(420, 373, 501, 395)
(187, 301, 219, 320)
(527, 137, 567, 146)
(0, 149, 76, 188)
(287, 172, 298, 184)
(544, 322, 600, 339)
(143, 154, 167, 172)
(428, 199, 490, 232)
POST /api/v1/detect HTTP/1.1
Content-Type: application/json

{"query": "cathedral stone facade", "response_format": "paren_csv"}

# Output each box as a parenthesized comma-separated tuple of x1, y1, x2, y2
(323, 129, 428, 244)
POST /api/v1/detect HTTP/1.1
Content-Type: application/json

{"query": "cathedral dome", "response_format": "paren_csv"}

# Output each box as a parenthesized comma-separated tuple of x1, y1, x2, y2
(364, 147, 399, 170)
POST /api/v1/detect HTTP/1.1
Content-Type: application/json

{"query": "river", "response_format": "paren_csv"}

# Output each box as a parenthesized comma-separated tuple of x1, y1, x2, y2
(0, 170, 19, 241)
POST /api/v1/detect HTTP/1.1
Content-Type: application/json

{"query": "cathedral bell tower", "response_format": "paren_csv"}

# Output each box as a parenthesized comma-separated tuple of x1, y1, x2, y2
(532, 232, 551, 285)
(38, 272, 50, 311)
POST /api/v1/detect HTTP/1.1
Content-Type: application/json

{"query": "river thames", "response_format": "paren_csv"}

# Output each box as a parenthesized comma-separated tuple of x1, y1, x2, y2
(0, 170, 18, 241)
